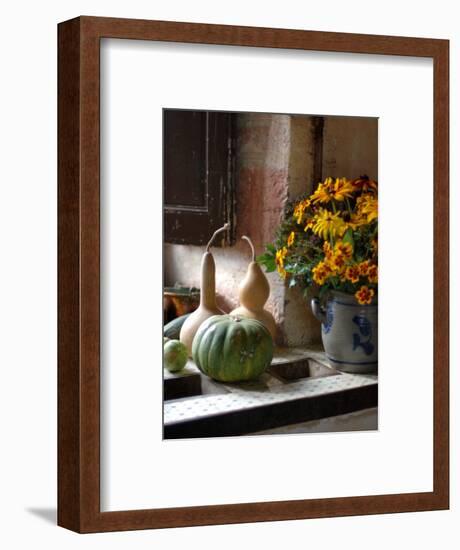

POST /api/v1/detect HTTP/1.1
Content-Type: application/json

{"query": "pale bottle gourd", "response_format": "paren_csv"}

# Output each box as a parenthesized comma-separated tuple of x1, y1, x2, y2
(179, 223, 228, 355)
(230, 235, 277, 340)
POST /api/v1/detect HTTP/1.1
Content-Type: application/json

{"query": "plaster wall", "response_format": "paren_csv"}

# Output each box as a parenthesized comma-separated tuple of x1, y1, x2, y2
(322, 116, 378, 180)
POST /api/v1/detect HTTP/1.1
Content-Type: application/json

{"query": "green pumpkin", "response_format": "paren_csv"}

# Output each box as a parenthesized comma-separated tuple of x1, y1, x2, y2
(192, 315, 274, 382)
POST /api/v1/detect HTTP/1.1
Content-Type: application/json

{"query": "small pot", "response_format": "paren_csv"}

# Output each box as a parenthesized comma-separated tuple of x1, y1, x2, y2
(164, 286, 200, 321)
(311, 290, 377, 374)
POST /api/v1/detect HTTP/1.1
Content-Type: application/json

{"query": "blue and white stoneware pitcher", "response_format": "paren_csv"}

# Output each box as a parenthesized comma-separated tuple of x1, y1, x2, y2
(311, 290, 377, 374)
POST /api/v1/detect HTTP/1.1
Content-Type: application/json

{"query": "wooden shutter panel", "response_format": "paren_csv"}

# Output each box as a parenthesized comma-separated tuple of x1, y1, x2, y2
(163, 110, 234, 245)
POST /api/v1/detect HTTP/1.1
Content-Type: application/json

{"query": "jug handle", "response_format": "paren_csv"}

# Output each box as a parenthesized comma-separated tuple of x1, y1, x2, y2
(311, 298, 327, 324)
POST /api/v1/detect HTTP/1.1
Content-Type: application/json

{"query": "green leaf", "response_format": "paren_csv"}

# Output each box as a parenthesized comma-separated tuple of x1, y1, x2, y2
(343, 228, 354, 247)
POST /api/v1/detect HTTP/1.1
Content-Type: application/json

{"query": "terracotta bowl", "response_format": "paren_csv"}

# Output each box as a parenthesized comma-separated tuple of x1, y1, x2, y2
(164, 286, 200, 322)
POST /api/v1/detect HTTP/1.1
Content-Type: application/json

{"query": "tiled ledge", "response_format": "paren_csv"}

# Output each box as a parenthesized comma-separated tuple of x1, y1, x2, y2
(163, 347, 378, 439)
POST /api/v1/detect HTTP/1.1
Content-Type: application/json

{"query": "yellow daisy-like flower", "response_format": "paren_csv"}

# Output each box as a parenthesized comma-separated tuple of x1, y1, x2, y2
(331, 177, 354, 202)
(312, 209, 347, 240)
(355, 285, 375, 305)
(357, 194, 378, 223)
(367, 264, 378, 284)
(323, 176, 334, 189)
(287, 231, 295, 247)
(310, 181, 332, 204)
(312, 261, 332, 285)
(345, 264, 361, 283)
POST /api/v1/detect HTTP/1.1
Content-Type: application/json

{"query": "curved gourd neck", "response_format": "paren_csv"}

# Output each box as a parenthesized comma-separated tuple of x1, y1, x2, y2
(206, 223, 229, 252)
(242, 235, 256, 262)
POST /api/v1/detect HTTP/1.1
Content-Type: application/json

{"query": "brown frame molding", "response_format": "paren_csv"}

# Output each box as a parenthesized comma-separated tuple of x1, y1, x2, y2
(58, 16, 449, 533)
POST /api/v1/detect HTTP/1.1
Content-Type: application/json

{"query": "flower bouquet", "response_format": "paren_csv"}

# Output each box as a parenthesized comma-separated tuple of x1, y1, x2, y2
(258, 175, 378, 372)
(258, 175, 378, 304)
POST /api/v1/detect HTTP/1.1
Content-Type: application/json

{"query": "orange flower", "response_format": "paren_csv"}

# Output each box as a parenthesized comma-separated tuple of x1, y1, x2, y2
(358, 260, 370, 276)
(334, 240, 353, 260)
(367, 264, 378, 283)
(329, 252, 346, 273)
(323, 241, 333, 261)
(287, 231, 295, 247)
(355, 286, 375, 305)
(351, 176, 378, 193)
(345, 264, 361, 283)
(312, 261, 332, 285)
(371, 238, 378, 257)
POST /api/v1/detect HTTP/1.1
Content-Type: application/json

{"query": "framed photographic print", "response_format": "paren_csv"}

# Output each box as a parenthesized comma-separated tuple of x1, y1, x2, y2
(58, 16, 449, 533)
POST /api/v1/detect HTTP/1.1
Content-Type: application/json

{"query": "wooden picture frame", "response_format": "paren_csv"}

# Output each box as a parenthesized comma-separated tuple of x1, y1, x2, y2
(58, 16, 449, 533)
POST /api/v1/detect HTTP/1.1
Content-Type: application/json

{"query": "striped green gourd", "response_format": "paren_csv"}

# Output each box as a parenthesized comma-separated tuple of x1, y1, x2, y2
(192, 315, 274, 382)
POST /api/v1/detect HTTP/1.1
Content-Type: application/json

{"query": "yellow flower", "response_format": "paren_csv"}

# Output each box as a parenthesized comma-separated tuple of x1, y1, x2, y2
(304, 217, 315, 232)
(275, 247, 287, 268)
(331, 177, 354, 202)
(357, 194, 378, 223)
(345, 264, 361, 283)
(367, 264, 378, 283)
(310, 181, 332, 204)
(312, 209, 347, 240)
(293, 199, 311, 225)
(278, 267, 287, 279)
(287, 231, 295, 247)
(323, 176, 334, 188)
(275, 247, 288, 279)
(355, 285, 375, 305)
(312, 261, 332, 285)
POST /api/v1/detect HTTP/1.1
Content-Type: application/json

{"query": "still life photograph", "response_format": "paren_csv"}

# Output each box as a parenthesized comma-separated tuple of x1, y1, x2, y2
(162, 109, 379, 439)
